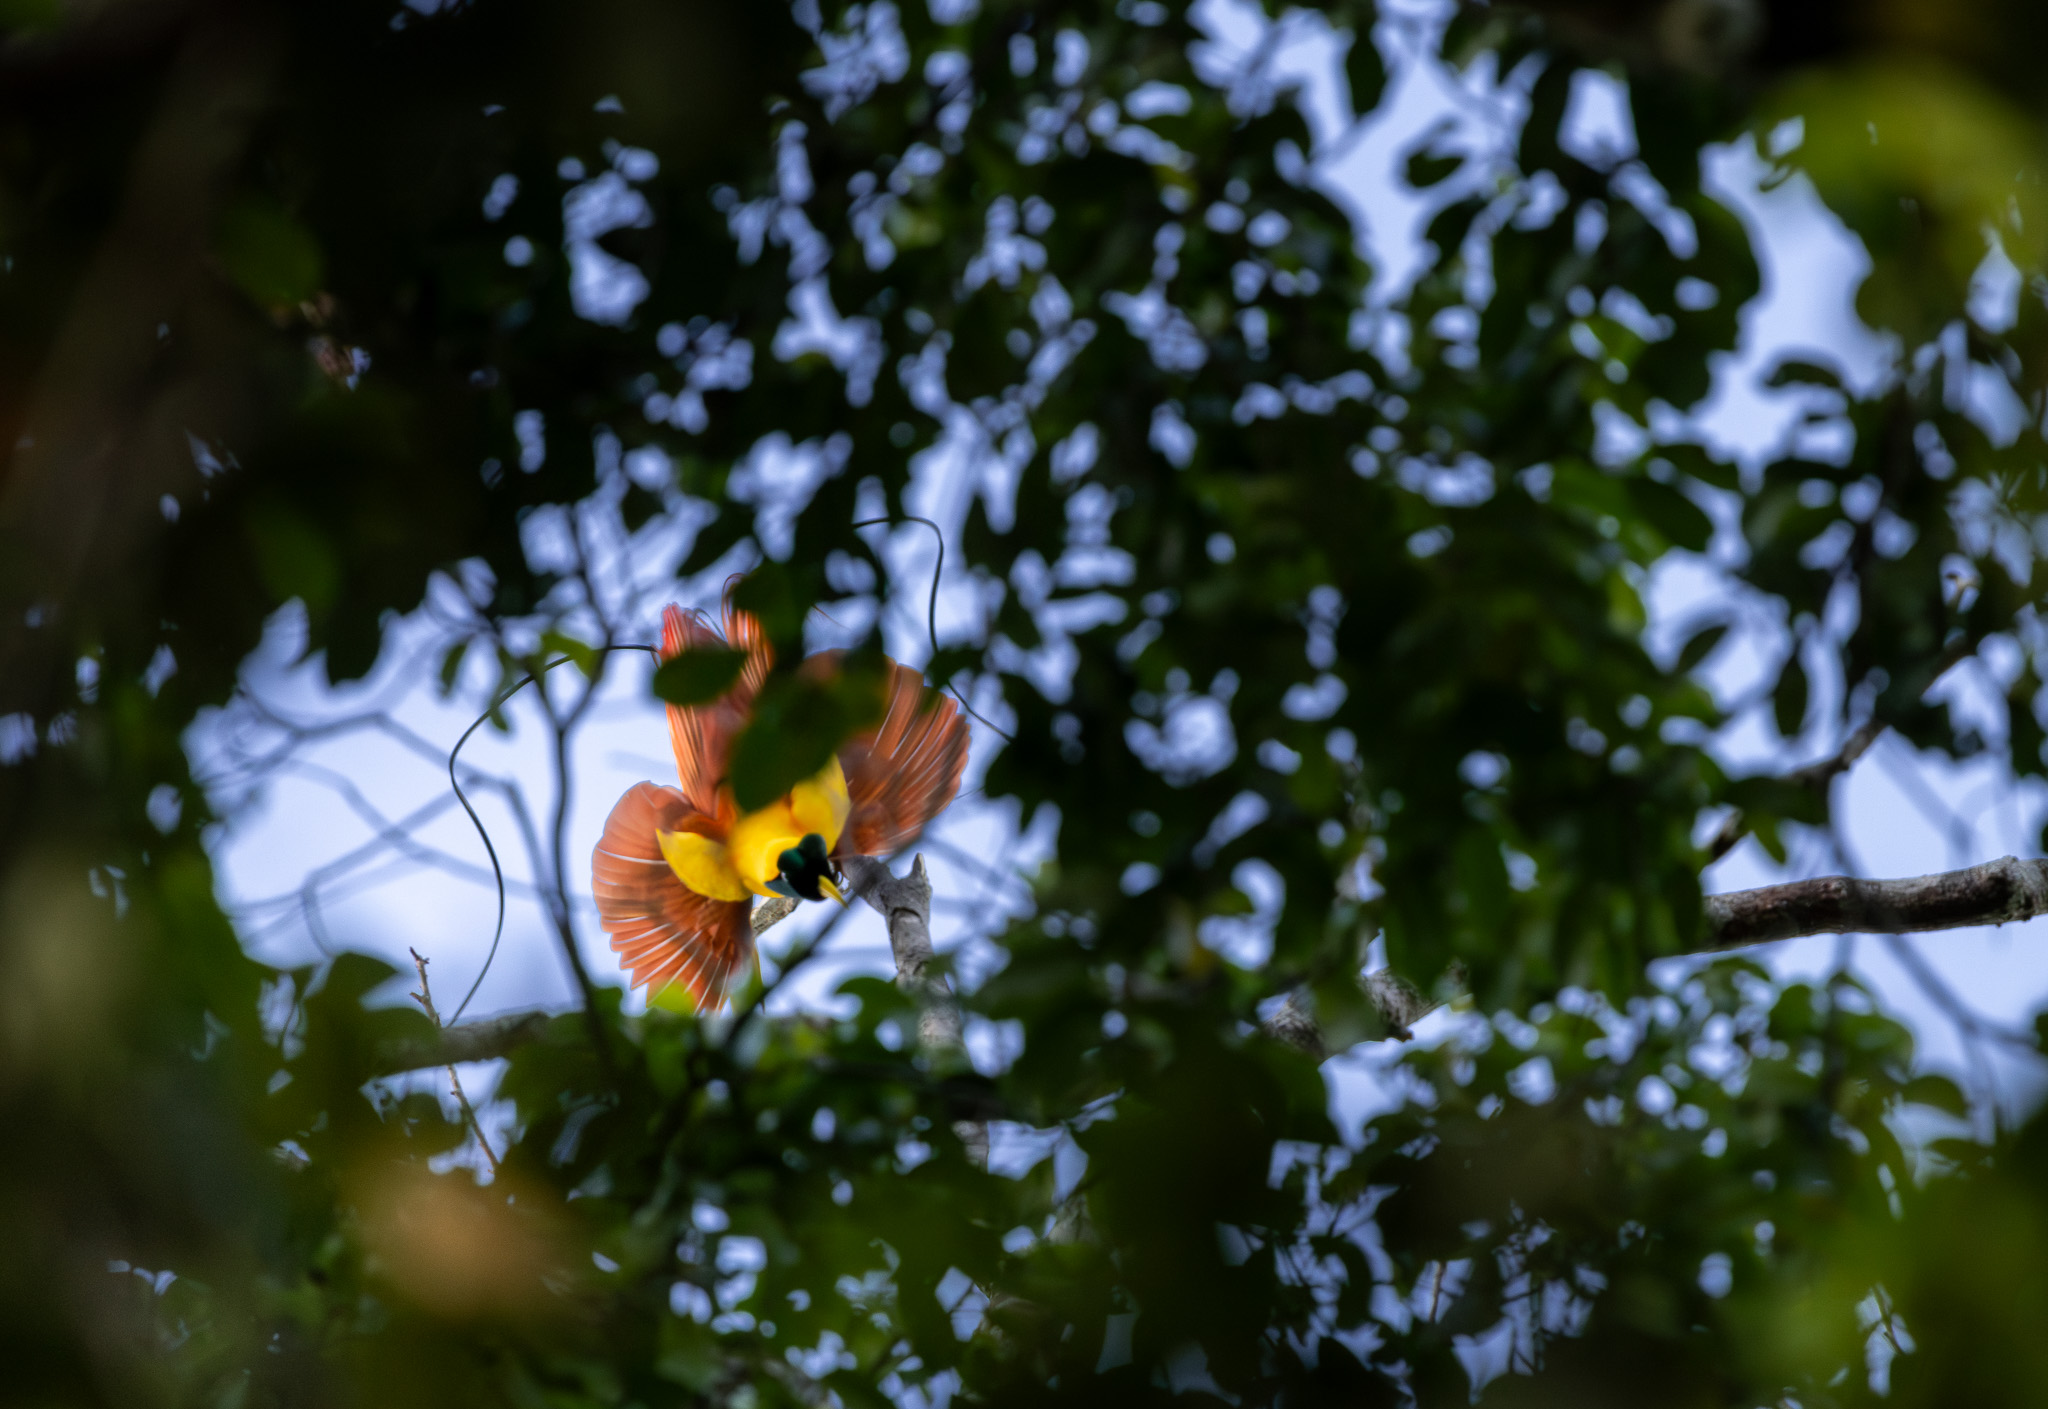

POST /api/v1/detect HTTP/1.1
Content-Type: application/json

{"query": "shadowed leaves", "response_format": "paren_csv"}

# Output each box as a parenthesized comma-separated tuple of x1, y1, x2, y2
(651, 645, 749, 706)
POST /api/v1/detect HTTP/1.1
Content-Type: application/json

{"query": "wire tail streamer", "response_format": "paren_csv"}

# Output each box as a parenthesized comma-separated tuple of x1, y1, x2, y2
(445, 646, 656, 1023)
(851, 513, 1012, 743)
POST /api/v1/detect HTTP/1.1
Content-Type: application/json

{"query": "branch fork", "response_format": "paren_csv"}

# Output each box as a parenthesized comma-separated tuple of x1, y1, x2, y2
(407, 948, 500, 1175)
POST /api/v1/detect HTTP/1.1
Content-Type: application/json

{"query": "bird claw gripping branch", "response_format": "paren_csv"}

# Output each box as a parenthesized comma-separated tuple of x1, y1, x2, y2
(592, 583, 970, 1012)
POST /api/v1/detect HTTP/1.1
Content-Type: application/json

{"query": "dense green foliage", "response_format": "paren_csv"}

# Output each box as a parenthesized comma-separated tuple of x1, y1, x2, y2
(9, 0, 2048, 1404)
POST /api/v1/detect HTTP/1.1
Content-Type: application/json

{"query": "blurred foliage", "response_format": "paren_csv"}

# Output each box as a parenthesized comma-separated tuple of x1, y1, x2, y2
(7, 0, 2048, 1403)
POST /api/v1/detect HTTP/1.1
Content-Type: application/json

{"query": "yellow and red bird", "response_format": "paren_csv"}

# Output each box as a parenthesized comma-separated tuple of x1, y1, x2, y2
(593, 589, 970, 1012)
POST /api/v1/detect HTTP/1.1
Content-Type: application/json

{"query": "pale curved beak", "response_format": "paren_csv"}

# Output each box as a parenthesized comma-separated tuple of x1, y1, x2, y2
(819, 876, 848, 906)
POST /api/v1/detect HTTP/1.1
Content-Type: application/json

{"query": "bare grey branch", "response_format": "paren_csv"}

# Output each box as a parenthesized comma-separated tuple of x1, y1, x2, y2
(840, 854, 986, 1166)
(1703, 854, 2048, 949)
(375, 855, 2048, 1075)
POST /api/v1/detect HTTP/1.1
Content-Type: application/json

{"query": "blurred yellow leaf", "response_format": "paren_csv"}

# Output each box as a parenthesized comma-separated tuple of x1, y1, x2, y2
(352, 1162, 571, 1321)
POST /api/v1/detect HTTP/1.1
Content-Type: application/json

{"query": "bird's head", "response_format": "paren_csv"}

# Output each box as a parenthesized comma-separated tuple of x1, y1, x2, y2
(768, 831, 845, 904)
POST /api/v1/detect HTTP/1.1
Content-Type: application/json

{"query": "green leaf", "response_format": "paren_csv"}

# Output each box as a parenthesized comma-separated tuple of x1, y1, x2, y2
(1629, 478, 1714, 553)
(1676, 620, 1730, 674)
(1451, 827, 1511, 939)
(648, 981, 700, 1016)
(657, 1322, 727, 1392)
(651, 646, 749, 706)
(244, 501, 339, 614)
(838, 974, 919, 1033)
(436, 640, 468, 697)
(1405, 147, 1462, 189)
(1310, 972, 1388, 1052)
(727, 655, 889, 812)
(1750, 812, 1788, 864)
(1206, 884, 1256, 918)
(214, 195, 324, 309)
(1766, 358, 1847, 390)
(728, 563, 805, 644)
(1774, 651, 1809, 740)
(1344, 22, 1387, 117)
(0, 0, 62, 32)
(539, 629, 597, 678)
(1768, 984, 1821, 1040)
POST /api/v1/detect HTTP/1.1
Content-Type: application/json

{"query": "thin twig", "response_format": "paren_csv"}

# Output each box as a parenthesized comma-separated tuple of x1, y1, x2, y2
(1705, 624, 1974, 866)
(1705, 718, 1886, 864)
(718, 892, 856, 1048)
(1873, 736, 1980, 867)
(1873, 1284, 1906, 1359)
(409, 948, 501, 1177)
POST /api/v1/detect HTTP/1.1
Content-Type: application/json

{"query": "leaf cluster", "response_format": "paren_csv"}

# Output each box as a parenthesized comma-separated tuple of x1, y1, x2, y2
(7, 0, 2048, 1404)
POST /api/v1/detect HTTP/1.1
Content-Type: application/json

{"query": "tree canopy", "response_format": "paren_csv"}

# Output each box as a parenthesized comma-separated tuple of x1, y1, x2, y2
(8, 0, 2048, 1404)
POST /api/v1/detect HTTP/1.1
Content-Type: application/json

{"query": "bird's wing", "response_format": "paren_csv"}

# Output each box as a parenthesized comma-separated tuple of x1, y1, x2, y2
(661, 605, 732, 817)
(592, 781, 753, 1011)
(661, 588, 774, 818)
(721, 573, 775, 705)
(836, 661, 971, 857)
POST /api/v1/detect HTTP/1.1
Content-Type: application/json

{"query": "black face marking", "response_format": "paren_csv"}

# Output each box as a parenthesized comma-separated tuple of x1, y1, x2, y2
(776, 832, 836, 902)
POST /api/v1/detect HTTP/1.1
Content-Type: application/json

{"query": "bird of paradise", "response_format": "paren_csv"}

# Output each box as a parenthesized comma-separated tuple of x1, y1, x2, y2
(593, 586, 970, 1012)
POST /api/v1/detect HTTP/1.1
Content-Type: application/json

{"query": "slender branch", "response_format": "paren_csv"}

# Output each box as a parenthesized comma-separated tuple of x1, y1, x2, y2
(407, 949, 501, 1175)
(1261, 967, 1436, 1059)
(535, 544, 623, 1047)
(1877, 930, 2036, 1052)
(1786, 718, 1885, 792)
(716, 893, 851, 1044)
(1268, 856, 2048, 1058)
(1705, 630, 1975, 865)
(378, 1009, 554, 1073)
(380, 895, 801, 1075)
(1262, 994, 1326, 1059)
(1828, 819, 2014, 1133)
(841, 854, 959, 1050)
(510, 647, 617, 1071)
(839, 854, 985, 1167)
(375, 854, 2048, 1073)
(1705, 718, 1885, 864)
(1701, 854, 2048, 949)
(752, 893, 800, 934)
